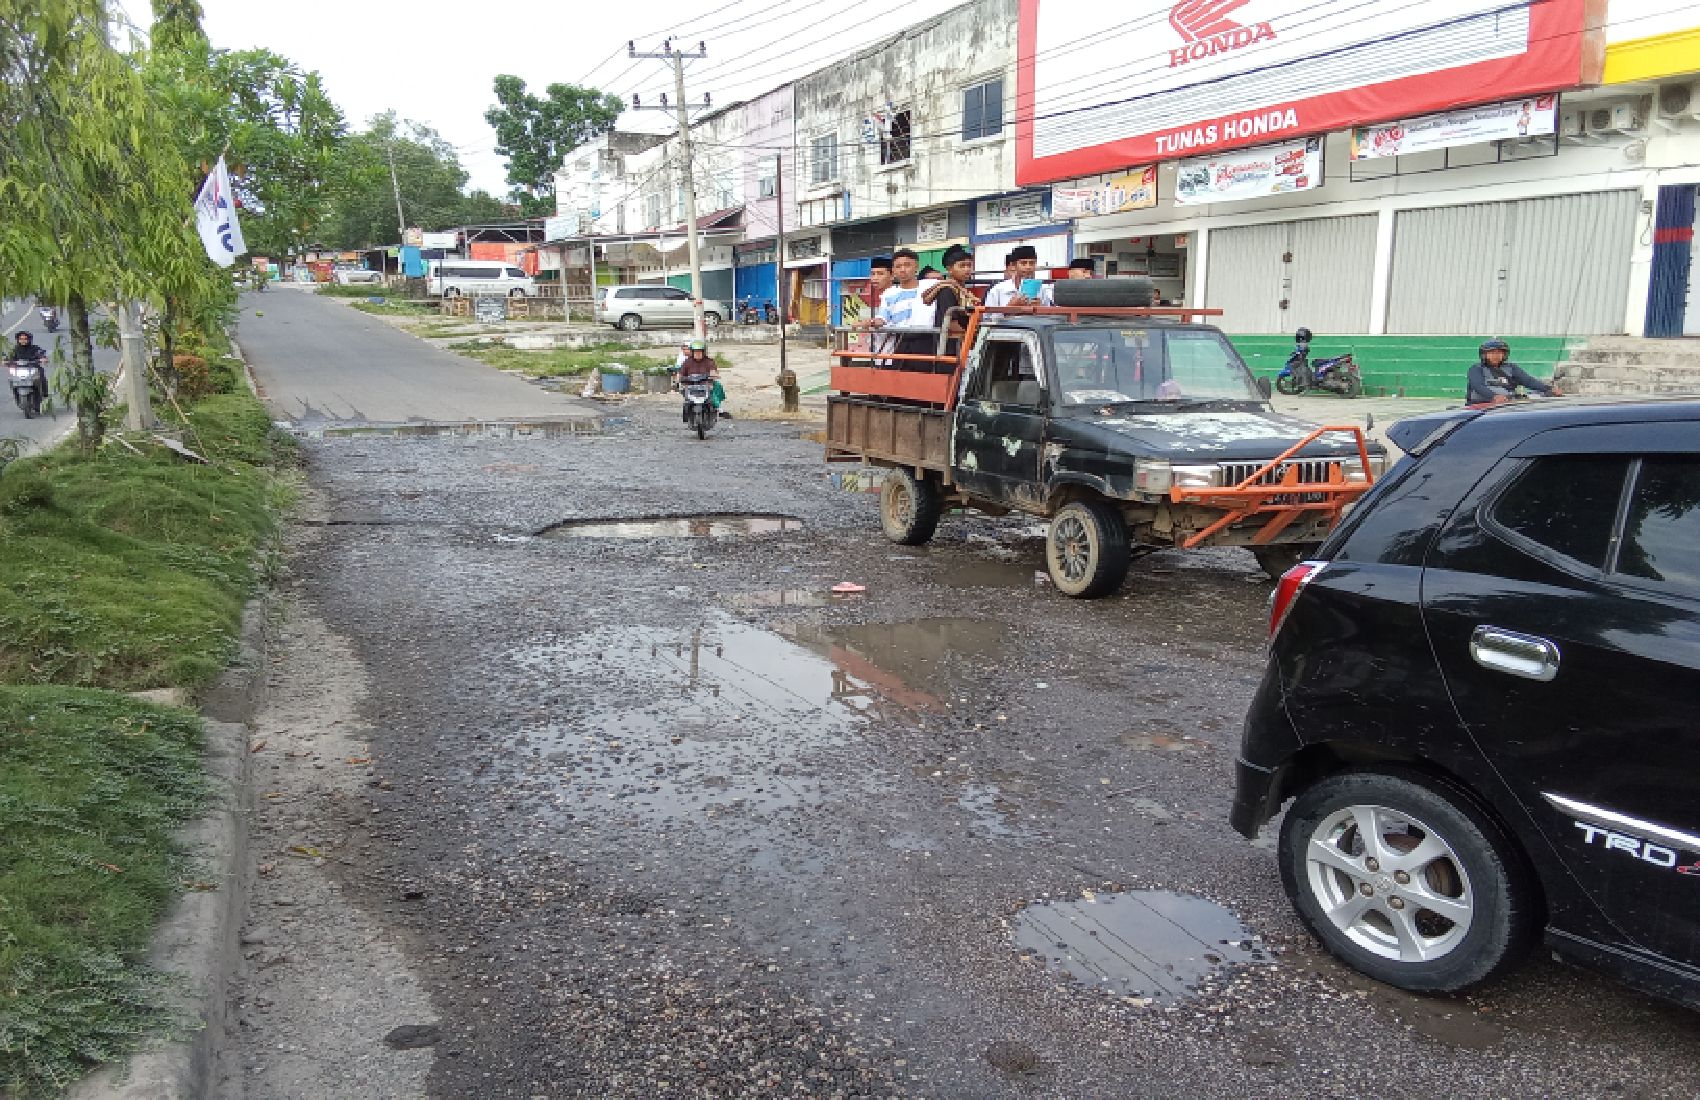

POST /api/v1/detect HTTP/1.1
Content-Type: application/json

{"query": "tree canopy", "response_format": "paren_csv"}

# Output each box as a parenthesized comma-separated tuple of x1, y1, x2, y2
(484, 75, 622, 215)
(322, 113, 516, 249)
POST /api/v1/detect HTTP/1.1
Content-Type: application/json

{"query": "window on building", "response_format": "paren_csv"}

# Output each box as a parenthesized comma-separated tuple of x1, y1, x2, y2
(810, 133, 838, 185)
(882, 108, 913, 165)
(758, 173, 777, 198)
(645, 193, 662, 228)
(962, 77, 1004, 142)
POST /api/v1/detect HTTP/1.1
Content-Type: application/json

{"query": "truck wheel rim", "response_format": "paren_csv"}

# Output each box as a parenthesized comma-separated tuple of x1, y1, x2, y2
(1053, 514, 1092, 582)
(1304, 803, 1474, 963)
(884, 481, 914, 528)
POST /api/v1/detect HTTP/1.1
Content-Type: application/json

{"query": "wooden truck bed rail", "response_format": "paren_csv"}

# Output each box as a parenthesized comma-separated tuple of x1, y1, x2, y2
(1167, 425, 1377, 548)
(825, 397, 951, 473)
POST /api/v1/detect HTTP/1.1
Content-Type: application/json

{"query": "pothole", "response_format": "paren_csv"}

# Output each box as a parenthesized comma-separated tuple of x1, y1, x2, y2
(1013, 890, 1273, 1004)
(538, 514, 804, 539)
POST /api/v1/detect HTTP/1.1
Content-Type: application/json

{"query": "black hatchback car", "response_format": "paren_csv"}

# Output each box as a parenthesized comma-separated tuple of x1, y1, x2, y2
(1232, 397, 1700, 1008)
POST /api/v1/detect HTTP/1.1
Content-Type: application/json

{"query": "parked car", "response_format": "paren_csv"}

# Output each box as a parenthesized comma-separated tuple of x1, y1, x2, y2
(595, 284, 727, 330)
(333, 269, 382, 285)
(427, 260, 535, 298)
(1233, 396, 1700, 1010)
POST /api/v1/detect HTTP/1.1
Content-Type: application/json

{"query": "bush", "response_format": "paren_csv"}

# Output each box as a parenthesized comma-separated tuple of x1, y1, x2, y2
(172, 354, 213, 402)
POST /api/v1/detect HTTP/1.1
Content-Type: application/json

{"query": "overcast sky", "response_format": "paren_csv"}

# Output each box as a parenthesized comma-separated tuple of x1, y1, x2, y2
(117, 0, 971, 195)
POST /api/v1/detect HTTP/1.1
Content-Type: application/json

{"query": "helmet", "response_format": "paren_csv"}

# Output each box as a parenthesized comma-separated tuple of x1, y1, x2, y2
(1480, 338, 1510, 356)
(1294, 328, 1312, 344)
(688, 339, 707, 352)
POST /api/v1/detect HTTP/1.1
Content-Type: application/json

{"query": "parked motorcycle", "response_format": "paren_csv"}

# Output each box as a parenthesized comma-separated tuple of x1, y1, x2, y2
(762, 300, 779, 324)
(7, 358, 48, 418)
(38, 306, 58, 333)
(738, 298, 780, 325)
(681, 377, 718, 439)
(1276, 328, 1362, 397)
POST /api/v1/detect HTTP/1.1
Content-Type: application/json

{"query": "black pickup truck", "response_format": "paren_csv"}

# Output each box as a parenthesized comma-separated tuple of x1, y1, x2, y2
(824, 280, 1386, 597)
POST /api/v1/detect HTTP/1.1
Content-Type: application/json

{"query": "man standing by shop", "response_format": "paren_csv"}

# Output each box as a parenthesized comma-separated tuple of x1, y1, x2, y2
(985, 244, 1052, 307)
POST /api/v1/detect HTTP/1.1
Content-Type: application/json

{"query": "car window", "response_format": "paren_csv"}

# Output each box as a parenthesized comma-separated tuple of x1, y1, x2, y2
(663, 288, 689, 300)
(1614, 456, 1700, 594)
(973, 339, 1041, 406)
(638, 288, 667, 300)
(504, 267, 525, 278)
(1488, 455, 1630, 571)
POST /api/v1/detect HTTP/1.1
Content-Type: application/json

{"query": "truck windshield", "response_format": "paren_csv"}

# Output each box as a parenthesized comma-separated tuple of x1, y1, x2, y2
(1052, 327, 1263, 406)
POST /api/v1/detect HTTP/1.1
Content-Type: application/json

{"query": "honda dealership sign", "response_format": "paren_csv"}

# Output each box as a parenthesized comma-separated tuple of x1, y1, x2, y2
(1015, 0, 1597, 186)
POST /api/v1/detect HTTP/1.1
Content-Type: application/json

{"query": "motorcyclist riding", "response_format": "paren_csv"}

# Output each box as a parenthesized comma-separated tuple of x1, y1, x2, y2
(10, 331, 46, 366)
(1466, 338, 1561, 405)
(677, 339, 727, 421)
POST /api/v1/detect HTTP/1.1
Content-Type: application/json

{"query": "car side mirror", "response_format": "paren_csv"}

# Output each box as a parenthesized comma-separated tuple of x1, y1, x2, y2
(1257, 376, 1273, 400)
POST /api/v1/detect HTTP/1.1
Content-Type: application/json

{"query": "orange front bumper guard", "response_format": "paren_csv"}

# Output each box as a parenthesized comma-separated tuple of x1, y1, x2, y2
(1168, 425, 1376, 549)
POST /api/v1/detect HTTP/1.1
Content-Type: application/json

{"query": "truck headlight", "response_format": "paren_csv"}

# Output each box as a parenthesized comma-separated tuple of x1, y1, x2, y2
(1170, 464, 1219, 489)
(1340, 455, 1388, 483)
(1133, 458, 1171, 494)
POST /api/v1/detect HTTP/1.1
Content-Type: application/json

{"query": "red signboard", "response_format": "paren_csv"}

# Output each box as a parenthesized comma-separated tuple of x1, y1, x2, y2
(1016, 0, 1598, 187)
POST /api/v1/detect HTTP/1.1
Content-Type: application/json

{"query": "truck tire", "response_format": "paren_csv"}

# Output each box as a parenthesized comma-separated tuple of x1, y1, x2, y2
(880, 468, 943, 545)
(1252, 544, 1315, 580)
(1051, 276, 1156, 309)
(1045, 501, 1129, 598)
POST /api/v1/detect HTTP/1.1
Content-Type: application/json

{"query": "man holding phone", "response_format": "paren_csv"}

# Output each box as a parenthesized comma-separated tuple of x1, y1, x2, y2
(984, 244, 1053, 307)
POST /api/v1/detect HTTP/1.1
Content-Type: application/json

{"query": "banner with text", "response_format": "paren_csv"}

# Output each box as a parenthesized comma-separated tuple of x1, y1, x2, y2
(1174, 137, 1323, 206)
(1052, 167, 1159, 219)
(1350, 95, 1558, 159)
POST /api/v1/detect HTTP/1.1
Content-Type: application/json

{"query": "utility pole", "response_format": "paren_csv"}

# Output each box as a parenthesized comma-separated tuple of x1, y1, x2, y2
(774, 152, 787, 382)
(629, 39, 711, 339)
(385, 137, 407, 242)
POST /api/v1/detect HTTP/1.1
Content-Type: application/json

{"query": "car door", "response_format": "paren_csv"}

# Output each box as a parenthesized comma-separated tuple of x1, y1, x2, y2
(661, 286, 693, 323)
(951, 330, 1048, 507)
(1420, 422, 1700, 964)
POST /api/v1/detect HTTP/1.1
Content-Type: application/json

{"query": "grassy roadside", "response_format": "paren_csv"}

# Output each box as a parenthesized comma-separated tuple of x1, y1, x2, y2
(348, 299, 435, 317)
(0, 688, 209, 1100)
(446, 339, 678, 379)
(0, 353, 288, 1095)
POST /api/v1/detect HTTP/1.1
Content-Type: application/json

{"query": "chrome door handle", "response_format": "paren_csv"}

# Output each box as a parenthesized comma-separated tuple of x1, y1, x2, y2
(1470, 626, 1561, 682)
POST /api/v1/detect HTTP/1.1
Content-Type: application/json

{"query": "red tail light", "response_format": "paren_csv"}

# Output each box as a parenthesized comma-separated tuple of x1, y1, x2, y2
(1268, 561, 1324, 639)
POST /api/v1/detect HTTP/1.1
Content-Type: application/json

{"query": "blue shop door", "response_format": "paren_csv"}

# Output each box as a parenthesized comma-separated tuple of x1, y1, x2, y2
(735, 264, 778, 311)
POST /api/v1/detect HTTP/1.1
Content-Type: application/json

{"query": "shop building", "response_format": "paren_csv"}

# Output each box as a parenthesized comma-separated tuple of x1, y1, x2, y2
(1015, 0, 1700, 342)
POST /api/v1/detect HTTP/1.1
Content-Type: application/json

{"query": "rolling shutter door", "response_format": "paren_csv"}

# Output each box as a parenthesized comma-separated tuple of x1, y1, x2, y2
(1205, 215, 1377, 334)
(1386, 191, 1638, 335)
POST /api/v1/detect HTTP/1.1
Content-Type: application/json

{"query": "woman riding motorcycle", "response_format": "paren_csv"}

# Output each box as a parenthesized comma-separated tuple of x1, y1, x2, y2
(677, 340, 728, 420)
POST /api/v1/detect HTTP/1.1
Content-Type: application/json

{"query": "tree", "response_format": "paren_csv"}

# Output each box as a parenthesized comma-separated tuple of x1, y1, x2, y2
(0, 0, 211, 447)
(484, 76, 622, 216)
(323, 113, 479, 249)
(148, 0, 206, 53)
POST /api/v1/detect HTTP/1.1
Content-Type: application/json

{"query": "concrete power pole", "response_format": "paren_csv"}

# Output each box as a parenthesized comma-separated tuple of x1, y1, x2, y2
(118, 303, 152, 431)
(629, 40, 711, 340)
(385, 137, 407, 241)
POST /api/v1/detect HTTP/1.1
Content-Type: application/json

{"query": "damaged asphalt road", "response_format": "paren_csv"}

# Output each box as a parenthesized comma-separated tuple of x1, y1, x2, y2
(230, 298, 1700, 1100)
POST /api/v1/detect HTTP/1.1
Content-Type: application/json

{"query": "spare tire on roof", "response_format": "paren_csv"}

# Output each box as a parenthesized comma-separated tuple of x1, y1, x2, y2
(1050, 276, 1157, 308)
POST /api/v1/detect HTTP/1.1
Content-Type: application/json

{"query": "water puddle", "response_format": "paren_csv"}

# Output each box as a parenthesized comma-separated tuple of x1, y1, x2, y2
(781, 618, 1005, 713)
(957, 782, 1038, 840)
(505, 613, 992, 825)
(1013, 890, 1272, 1004)
(292, 416, 609, 439)
(729, 589, 833, 608)
(538, 514, 804, 539)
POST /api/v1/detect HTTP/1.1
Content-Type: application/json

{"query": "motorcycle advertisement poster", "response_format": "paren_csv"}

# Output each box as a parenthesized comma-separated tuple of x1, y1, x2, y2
(1349, 95, 1558, 160)
(1173, 137, 1324, 207)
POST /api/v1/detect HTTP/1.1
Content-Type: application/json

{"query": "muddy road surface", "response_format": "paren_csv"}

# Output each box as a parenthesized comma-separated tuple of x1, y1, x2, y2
(230, 301, 1700, 1099)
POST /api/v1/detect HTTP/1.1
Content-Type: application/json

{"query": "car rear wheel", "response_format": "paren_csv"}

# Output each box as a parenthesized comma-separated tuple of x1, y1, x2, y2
(509, 288, 526, 298)
(702, 311, 722, 329)
(618, 313, 642, 331)
(1045, 500, 1129, 598)
(1278, 771, 1536, 994)
(880, 468, 943, 545)
(445, 287, 463, 298)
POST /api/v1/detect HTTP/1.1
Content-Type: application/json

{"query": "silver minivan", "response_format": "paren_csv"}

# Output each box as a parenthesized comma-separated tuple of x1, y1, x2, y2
(428, 260, 536, 298)
(595, 284, 727, 330)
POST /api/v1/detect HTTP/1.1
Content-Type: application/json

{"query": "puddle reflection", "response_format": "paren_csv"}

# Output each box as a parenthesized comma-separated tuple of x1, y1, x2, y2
(539, 514, 804, 539)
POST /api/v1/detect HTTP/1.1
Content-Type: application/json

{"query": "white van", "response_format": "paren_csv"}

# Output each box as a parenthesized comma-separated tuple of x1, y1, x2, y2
(427, 259, 536, 298)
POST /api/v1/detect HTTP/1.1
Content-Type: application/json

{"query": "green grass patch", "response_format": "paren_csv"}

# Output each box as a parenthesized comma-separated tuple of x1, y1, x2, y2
(446, 340, 676, 378)
(315, 282, 392, 298)
(0, 686, 209, 1099)
(0, 392, 287, 693)
(348, 299, 435, 317)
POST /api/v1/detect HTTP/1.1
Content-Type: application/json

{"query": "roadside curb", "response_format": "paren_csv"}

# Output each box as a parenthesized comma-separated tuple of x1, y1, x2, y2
(66, 564, 275, 1099)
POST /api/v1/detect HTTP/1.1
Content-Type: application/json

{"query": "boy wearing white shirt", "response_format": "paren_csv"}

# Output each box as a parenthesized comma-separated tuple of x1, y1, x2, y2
(984, 244, 1053, 308)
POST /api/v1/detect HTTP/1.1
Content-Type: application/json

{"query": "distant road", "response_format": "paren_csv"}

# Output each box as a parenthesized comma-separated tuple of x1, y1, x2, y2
(0, 299, 120, 454)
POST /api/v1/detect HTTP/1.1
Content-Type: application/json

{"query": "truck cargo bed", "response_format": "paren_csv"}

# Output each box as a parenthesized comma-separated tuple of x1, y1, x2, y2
(825, 396, 951, 474)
